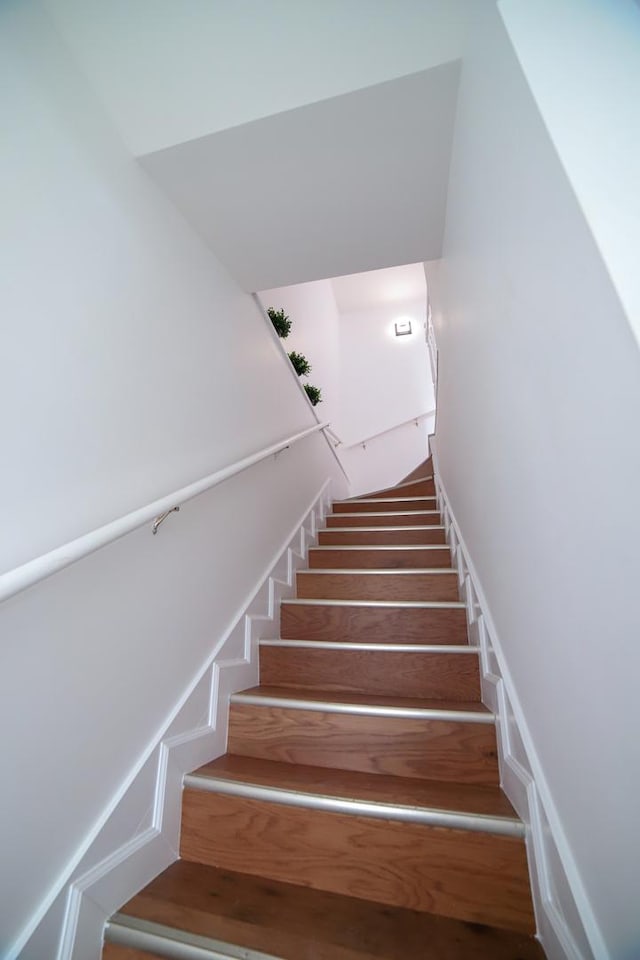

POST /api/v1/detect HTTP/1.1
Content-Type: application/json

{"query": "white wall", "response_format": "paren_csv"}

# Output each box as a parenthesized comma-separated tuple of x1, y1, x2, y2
(0, 1, 324, 576)
(339, 299, 434, 443)
(45, 0, 470, 155)
(258, 282, 434, 496)
(0, 3, 344, 955)
(258, 280, 342, 429)
(337, 299, 434, 495)
(339, 418, 433, 498)
(498, 0, 640, 345)
(428, 3, 640, 958)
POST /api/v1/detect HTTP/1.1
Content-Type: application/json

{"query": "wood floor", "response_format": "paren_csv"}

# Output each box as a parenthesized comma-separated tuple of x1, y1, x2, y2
(106, 862, 545, 960)
(103, 456, 545, 959)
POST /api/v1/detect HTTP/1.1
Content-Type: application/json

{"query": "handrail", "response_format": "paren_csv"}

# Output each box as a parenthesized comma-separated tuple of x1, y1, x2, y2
(323, 426, 342, 447)
(339, 409, 436, 450)
(0, 422, 329, 605)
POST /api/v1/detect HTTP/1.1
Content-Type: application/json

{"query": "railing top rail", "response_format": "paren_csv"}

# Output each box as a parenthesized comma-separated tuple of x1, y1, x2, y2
(0, 422, 329, 605)
(323, 426, 342, 445)
(339, 409, 436, 450)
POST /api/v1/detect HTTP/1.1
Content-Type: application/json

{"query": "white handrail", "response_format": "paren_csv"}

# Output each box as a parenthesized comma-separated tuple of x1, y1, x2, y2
(323, 426, 342, 447)
(0, 422, 329, 605)
(341, 409, 436, 450)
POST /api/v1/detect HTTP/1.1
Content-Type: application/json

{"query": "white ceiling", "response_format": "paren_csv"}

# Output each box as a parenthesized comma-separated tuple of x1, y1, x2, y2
(331, 263, 426, 314)
(141, 63, 460, 292)
(45, 1, 464, 294)
(45, 0, 469, 155)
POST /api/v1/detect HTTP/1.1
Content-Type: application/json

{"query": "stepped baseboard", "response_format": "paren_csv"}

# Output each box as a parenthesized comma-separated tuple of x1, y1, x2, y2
(431, 443, 599, 960)
(17, 480, 333, 960)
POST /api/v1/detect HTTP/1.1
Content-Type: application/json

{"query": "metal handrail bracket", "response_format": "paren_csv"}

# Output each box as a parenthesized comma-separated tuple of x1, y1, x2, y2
(152, 506, 180, 535)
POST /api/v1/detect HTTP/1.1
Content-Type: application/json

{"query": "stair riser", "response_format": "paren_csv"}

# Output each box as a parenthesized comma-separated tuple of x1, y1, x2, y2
(259, 648, 480, 700)
(326, 512, 440, 527)
(318, 528, 447, 546)
(280, 603, 468, 644)
(309, 547, 451, 568)
(365, 478, 435, 499)
(334, 499, 435, 513)
(296, 571, 459, 602)
(228, 705, 498, 784)
(180, 792, 533, 933)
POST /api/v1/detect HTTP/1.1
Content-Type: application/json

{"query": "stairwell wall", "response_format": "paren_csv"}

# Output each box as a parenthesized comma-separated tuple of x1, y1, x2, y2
(427, 4, 640, 959)
(0, 3, 345, 956)
(336, 298, 434, 495)
(257, 281, 434, 496)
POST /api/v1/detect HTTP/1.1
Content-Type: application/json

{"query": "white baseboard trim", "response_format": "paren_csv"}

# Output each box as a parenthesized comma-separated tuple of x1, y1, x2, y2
(431, 443, 604, 960)
(17, 480, 332, 960)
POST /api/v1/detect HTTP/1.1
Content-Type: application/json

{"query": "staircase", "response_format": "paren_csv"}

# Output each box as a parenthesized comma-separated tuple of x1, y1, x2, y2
(103, 458, 545, 960)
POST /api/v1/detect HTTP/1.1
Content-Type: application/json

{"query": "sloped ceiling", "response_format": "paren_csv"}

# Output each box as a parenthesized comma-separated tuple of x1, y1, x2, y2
(140, 63, 460, 292)
(45, 0, 469, 155)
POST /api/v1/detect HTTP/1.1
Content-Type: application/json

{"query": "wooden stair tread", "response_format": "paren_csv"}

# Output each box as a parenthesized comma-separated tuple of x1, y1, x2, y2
(316, 533, 448, 549)
(311, 542, 450, 558)
(326, 513, 442, 527)
(333, 498, 437, 513)
(191, 755, 517, 820)
(400, 457, 433, 483)
(309, 544, 451, 557)
(234, 685, 489, 715)
(326, 519, 441, 526)
(322, 523, 443, 528)
(296, 567, 456, 573)
(322, 525, 446, 534)
(228, 690, 498, 784)
(281, 597, 464, 606)
(103, 464, 544, 957)
(346, 475, 434, 500)
(311, 542, 449, 549)
(341, 495, 434, 501)
(280, 598, 468, 645)
(259, 643, 480, 701)
(113, 861, 544, 960)
(103, 944, 165, 960)
(328, 508, 437, 516)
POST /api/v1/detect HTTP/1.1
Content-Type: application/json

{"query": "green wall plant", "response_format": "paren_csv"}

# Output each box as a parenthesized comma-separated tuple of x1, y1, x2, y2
(267, 307, 291, 338)
(267, 305, 323, 406)
(288, 351, 312, 377)
(304, 384, 322, 406)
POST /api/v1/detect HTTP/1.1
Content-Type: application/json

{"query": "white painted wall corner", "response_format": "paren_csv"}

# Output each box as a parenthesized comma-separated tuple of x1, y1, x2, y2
(18, 480, 332, 960)
(431, 438, 601, 960)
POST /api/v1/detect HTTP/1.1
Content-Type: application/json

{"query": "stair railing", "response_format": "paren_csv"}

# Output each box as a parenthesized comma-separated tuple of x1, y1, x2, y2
(340, 409, 436, 450)
(0, 422, 332, 605)
(323, 426, 342, 447)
